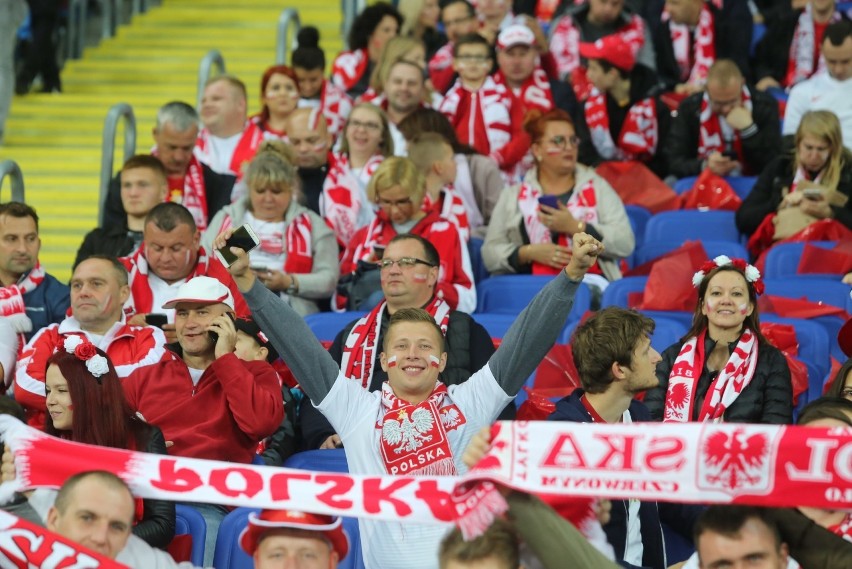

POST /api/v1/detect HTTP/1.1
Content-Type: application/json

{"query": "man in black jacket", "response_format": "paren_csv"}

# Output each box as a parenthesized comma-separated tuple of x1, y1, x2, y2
(666, 59, 781, 179)
(299, 233, 503, 450)
(548, 306, 702, 569)
(102, 101, 235, 233)
(286, 108, 333, 216)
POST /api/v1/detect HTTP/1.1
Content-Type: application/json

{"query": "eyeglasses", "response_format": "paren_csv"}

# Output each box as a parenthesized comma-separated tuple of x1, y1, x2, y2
(377, 197, 413, 209)
(541, 135, 580, 150)
(349, 119, 382, 132)
(455, 55, 491, 64)
(378, 257, 436, 270)
(841, 388, 852, 399)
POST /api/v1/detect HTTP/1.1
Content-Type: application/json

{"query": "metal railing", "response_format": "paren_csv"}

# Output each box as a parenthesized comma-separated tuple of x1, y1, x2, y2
(100, 0, 118, 40)
(99, 104, 137, 226)
(340, 0, 366, 49)
(196, 50, 226, 110)
(275, 9, 302, 65)
(0, 161, 25, 203)
(66, 0, 88, 60)
(132, 0, 150, 15)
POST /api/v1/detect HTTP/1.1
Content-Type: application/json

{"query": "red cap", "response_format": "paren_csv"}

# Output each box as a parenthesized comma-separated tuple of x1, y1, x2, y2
(839, 318, 852, 358)
(239, 510, 349, 559)
(579, 35, 636, 72)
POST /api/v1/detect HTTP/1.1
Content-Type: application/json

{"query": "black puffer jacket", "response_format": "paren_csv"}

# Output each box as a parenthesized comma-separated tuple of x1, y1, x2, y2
(134, 424, 176, 547)
(645, 332, 794, 424)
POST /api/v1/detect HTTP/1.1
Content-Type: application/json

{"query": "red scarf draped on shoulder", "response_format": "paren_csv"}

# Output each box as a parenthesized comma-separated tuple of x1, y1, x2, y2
(584, 90, 659, 161)
(785, 5, 839, 87)
(341, 297, 451, 388)
(666, 3, 716, 85)
(663, 328, 759, 423)
(698, 85, 751, 166)
(121, 246, 211, 316)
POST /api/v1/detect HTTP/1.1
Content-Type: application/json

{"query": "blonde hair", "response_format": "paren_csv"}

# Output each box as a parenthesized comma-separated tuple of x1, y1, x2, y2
(340, 103, 395, 158)
(794, 110, 852, 191)
(407, 132, 453, 175)
(244, 144, 302, 207)
(366, 156, 426, 206)
(369, 36, 425, 93)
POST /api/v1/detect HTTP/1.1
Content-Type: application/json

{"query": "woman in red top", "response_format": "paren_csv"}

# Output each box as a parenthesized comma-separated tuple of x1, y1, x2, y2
(44, 339, 174, 548)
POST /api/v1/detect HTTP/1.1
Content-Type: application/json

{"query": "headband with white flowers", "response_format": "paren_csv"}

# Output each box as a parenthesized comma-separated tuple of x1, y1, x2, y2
(63, 336, 110, 381)
(692, 255, 764, 296)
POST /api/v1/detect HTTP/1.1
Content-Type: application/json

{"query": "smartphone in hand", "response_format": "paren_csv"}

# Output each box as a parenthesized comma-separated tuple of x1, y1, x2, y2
(215, 224, 260, 267)
(208, 312, 236, 344)
(145, 313, 168, 329)
(538, 195, 559, 209)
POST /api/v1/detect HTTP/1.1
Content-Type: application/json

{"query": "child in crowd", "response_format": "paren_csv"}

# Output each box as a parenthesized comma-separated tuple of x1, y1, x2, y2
(292, 26, 353, 141)
(407, 132, 471, 241)
(439, 33, 529, 180)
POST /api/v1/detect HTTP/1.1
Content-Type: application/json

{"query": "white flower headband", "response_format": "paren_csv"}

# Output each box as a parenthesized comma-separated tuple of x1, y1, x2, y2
(692, 255, 764, 295)
(63, 336, 110, 381)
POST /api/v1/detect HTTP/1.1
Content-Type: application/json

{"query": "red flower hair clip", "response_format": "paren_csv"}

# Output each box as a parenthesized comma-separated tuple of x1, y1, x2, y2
(63, 336, 110, 379)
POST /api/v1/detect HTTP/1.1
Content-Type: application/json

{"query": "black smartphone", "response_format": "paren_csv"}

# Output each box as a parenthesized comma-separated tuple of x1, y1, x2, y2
(722, 150, 738, 160)
(145, 313, 168, 329)
(373, 245, 386, 259)
(208, 312, 235, 344)
(538, 195, 559, 209)
(215, 224, 260, 267)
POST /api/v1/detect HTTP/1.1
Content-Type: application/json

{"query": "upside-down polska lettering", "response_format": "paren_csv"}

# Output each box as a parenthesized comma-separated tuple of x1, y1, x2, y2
(785, 437, 852, 483)
(539, 432, 686, 472)
(0, 528, 103, 569)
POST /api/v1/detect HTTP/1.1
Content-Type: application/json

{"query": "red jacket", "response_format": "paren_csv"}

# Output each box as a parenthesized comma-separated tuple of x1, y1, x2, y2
(123, 352, 283, 463)
(15, 316, 168, 427)
(339, 210, 476, 313)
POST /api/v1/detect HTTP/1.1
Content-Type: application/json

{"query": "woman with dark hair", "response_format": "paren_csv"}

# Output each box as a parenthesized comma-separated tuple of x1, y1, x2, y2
(252, 65, 301, 140)
(482, 108, 634, 279)
(399, 108, 503, 238)
(44, 338, 175, 547)
(645, 257, 794, 424)
(322, 103, 394, 246)
(331, 2, 403, 98)
(825, 358, 852, 401)
(292, 26, 353, 140)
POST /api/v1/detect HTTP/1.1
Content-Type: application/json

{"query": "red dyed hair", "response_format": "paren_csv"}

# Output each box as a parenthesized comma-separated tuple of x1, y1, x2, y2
(523, 108, 574, 142)
(259, 65, 300, 124)
(45, 348, 147, 450)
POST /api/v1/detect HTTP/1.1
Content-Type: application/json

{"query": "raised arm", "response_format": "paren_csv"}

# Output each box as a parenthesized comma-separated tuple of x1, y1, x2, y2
(489, 233, 602, 397)
(213, 230, 342, 405)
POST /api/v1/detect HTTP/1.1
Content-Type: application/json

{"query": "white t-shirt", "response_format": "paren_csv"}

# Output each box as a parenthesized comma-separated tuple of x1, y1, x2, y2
(317, 364, 512, 569)
(783, 71, 852, 150)
(244, 211, 287, 271)
(147, 273, 187, 322)
(202, 132, 242, 175)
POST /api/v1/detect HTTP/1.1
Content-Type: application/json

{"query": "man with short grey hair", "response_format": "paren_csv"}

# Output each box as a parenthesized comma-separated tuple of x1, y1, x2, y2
(103, 101, 235, 232)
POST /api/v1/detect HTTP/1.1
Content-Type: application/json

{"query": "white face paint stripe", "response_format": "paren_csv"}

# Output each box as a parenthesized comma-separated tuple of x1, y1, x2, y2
(429, 355, 441, 368)
(387, 355, 398, 368)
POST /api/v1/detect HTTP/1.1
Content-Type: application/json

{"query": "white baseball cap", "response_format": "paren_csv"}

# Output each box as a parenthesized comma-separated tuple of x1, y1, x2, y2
(497, 25, 536, 50)
(161, 276, 235, 310)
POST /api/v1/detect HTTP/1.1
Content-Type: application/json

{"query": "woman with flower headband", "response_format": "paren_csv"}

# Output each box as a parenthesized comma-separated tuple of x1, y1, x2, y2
(644, 256, 794, 424)
(42, 336, 175, 547)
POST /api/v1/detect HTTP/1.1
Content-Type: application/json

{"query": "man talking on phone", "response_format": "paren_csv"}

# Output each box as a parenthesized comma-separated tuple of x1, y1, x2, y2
(667, 59, 782, 178)
(123, 275, 283, 565)
(121, 202, 249, 343)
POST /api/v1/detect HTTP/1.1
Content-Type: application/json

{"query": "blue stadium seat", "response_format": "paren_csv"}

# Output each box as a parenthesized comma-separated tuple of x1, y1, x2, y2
(763, 277, 852, 312)
(476, 276, 591, 321)
(212, 507, 364, 569)
(175, 505, 207, 567)
(634, 240, 749, 266)
(304, 312, 365, 343)
(284, 448, 349, 472)
(625, 205, 652, 251)
(763, 241, 839, 279)
(472, 313, 517, 339)
(644, 210, 741, 243)
(601, 276, 647, 309)
(672, 176, 757, 200)
(649, 317, 688, 354)
(468, 237, 490, 283)
(761, 315, 831, 381)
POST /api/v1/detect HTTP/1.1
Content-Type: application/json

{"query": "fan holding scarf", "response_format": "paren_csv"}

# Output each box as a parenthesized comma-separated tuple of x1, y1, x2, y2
(645, 256, 794, 424)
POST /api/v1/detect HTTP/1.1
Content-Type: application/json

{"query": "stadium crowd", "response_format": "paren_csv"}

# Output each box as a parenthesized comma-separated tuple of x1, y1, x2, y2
(2, 0, 852, 567)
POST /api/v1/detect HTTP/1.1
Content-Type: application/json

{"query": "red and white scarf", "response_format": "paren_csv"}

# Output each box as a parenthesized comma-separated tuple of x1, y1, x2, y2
(663, 328, 759, 423)
(331, 48, 369, 92)
(549, 14, 645, 99)
(0, 264, 45, 350)
(322, 152, 384, 245)
(195, 121, 264, 180)
(584, 91, 658, 161)
(698, 85, 751, 161)
(493, 68, 555, 114)
(785, 5, 840, 87)
(154, 151, 209, 232)
(667, 3, 716, 85)
(422, 189, 471, 242)
(318, 80, 353, 140)
(3, 417, 851, 542)
(340, 297, 451, 388)
(0, 510, 125, 568)
(379, 382, 462, 476)
(829, 512, 852, 542)
(121, 246, 211, 316)
(517, 178, 599, 275)
(218, 211, 315, 275)
(439, 77, 513, 158)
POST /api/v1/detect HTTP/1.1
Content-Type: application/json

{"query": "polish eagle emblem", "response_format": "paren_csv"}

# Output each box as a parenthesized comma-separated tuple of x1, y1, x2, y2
(701, 428, 769, 492)
(382, 408, 434, 454)
(664, 383, 691, 420)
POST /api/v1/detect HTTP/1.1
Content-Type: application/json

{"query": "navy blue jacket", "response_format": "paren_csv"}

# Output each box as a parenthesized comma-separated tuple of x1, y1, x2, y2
(549, 389, 703, 569)
(21, 271, 70, 343)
